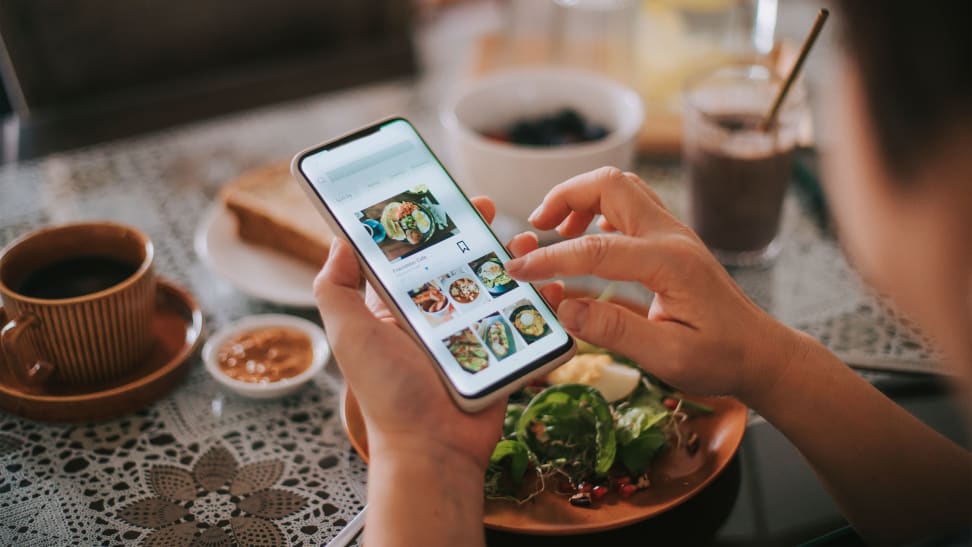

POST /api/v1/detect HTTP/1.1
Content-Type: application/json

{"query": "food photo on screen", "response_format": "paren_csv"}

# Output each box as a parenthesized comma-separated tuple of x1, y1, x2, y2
(407, 280, 457, 326)
(474, 312, 521, 361)
(503, 299, 552, 344)
(442, 327, 489, 374)
(356, 186, 458, 262)
(468, 252, 518, 296)
(439, 267, 488, 308)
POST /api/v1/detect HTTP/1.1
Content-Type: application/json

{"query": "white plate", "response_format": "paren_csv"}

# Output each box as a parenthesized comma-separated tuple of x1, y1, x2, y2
(194, 204, 318, 307)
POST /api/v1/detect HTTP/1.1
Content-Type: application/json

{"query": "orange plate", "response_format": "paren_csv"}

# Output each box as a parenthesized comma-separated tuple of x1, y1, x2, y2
(341, 387, 747, 535)
(0, 278, 203, 422)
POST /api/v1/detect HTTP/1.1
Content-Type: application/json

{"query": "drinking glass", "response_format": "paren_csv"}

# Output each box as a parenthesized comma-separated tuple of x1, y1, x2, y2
(552, 0, 638, 83)
(682, 63, 804, 266)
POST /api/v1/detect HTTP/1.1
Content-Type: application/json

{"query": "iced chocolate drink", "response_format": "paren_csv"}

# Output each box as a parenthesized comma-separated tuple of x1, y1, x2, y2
(682, 65, 804, 266)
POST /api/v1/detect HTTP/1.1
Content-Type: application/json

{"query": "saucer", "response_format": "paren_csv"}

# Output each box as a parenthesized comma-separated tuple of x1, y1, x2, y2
(0, 278, 204, 422)
(194, 204, 318, 308)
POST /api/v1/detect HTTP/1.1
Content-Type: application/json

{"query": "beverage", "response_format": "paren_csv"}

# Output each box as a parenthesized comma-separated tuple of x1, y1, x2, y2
(686, 113, 794, 254)
(17, 256, 137, 300)
(0, 222, 156, 386)
(682, 64, 804, 266)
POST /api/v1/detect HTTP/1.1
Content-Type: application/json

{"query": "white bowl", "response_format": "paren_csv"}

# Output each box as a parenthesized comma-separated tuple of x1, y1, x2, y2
(203, 314, 330, 399)
(441, 67, 645, 222)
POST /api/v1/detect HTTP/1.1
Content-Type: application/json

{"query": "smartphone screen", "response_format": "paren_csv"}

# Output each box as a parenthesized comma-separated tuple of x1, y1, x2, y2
(297, 118, 572, 398)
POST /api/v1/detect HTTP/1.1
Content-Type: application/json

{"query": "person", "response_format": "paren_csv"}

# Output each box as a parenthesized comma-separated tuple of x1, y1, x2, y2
(314, 2, 972, 545)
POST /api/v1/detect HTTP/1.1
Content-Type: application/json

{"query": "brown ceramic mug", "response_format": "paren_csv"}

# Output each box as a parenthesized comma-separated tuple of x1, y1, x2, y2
(0, 222, 156, 386)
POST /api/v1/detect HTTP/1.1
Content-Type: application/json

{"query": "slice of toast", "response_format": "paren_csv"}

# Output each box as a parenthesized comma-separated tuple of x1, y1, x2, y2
(221, 162, 333, 267)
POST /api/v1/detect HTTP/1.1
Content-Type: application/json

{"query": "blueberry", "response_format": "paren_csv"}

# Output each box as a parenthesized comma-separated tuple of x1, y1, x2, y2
(583, 124, 608, 142)
(554, 109, 585, 134)
(510, 121, 542, 145)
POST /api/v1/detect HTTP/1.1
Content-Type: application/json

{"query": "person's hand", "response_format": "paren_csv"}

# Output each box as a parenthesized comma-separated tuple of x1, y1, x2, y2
(314, 196, 564, 472)
(505, 167, 805, 400)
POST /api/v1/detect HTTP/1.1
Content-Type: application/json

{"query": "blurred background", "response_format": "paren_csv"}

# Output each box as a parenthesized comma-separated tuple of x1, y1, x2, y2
(0, 0, 831, 162)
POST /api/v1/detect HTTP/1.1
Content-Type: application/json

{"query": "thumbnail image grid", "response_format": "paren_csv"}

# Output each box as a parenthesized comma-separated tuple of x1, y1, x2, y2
(406, 266, 491, 326)
(443, 302, 549, 374)
(357, 186, 459, 262)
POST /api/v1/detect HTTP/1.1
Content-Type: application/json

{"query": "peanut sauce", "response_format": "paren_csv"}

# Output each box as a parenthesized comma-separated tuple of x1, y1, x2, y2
(216, 327, 312, 383)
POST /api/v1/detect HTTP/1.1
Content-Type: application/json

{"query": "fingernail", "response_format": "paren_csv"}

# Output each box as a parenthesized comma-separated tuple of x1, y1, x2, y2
(504, 257, 524, 275)
(558, 299, 588, 331)
(528, 205, 542, 222)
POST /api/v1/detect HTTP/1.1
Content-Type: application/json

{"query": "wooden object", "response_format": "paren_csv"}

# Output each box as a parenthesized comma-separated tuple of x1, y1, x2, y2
(338, 291, 747, 534)
(0, 279, 203, 422)
(343, 388, 745, 534)
(761, 9, 829, 131)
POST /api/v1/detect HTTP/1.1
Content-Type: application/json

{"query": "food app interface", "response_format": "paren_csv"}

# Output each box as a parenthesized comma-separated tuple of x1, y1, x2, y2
(299, 119, 569, 395)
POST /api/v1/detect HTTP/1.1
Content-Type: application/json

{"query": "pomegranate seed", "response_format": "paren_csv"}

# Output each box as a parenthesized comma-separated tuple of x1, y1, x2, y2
(577, 482, 593, 494)
(619, 484, 638, 498)
(591, 485, 608, 501)
(663, 398, 678, 410)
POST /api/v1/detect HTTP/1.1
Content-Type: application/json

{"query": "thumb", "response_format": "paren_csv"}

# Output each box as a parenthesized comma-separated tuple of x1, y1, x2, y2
(557, 298, 676, 368)
(314, 239, 379, 379)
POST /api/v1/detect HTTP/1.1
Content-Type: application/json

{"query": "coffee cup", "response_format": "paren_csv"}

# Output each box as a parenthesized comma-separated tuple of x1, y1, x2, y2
(0, 222, 156, 386)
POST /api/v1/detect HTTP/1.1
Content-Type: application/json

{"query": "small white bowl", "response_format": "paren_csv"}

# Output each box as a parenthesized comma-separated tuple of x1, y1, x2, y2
(203, 314, 330, 399)
(441, 67, 645, 222)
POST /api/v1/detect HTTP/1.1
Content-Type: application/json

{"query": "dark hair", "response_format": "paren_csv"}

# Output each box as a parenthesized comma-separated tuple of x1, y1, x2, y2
(836, 1, 972, 178)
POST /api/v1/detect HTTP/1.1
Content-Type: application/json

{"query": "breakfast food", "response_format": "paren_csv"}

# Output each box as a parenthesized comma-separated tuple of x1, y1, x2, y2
(444, 329, 489, 373)
(482, 319, 514, 360)
(221, 162, 333, 266)
(380, 201, 433, 245)
(477, 260, 514, 292)
(546, 353, 641, 403)
(411, 283, 448, 314)
(448, 277, 481, 304)
(482, 108, 609, 147)
(511, 307, 548, 340)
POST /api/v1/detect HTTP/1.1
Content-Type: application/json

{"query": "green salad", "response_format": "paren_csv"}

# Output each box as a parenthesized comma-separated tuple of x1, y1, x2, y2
(485, 344, 712, 507)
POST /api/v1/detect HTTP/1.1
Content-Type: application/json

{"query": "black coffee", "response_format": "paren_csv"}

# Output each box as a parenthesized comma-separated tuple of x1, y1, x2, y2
(687, 113, 794, 253)
(17, 256, 136, 299)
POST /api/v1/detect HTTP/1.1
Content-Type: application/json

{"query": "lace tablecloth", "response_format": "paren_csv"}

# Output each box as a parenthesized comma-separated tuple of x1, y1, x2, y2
(0, 81, 936, 545)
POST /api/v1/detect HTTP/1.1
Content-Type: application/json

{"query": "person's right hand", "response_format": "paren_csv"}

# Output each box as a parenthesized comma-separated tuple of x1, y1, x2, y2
(504, 167, 807, 400)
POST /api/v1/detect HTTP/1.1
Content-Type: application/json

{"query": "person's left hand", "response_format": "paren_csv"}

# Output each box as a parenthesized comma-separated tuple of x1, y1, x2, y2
(314, 196, 564, 472)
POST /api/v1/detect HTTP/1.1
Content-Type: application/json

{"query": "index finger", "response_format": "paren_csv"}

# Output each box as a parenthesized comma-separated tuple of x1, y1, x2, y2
(529, 167, 675, 237)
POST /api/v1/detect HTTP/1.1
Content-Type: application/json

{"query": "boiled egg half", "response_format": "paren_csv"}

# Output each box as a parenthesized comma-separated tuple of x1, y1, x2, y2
(547, 353, 641, 402)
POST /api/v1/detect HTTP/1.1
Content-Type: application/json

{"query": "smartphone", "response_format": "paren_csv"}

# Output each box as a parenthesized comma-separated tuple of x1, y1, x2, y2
(292, 117, 575, 411)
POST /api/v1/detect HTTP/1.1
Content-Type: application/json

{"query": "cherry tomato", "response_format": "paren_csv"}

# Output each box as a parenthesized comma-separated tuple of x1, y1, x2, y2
(591, 485, 608, 501)
(619, 484, 638, 499)
(615, 475, 632, 487)
(663, 398, 678, 410)
(577, 482, 593, 494)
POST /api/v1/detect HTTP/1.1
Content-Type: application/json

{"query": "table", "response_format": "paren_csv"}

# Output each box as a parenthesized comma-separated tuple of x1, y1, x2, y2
(0, 4, 967, 545)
